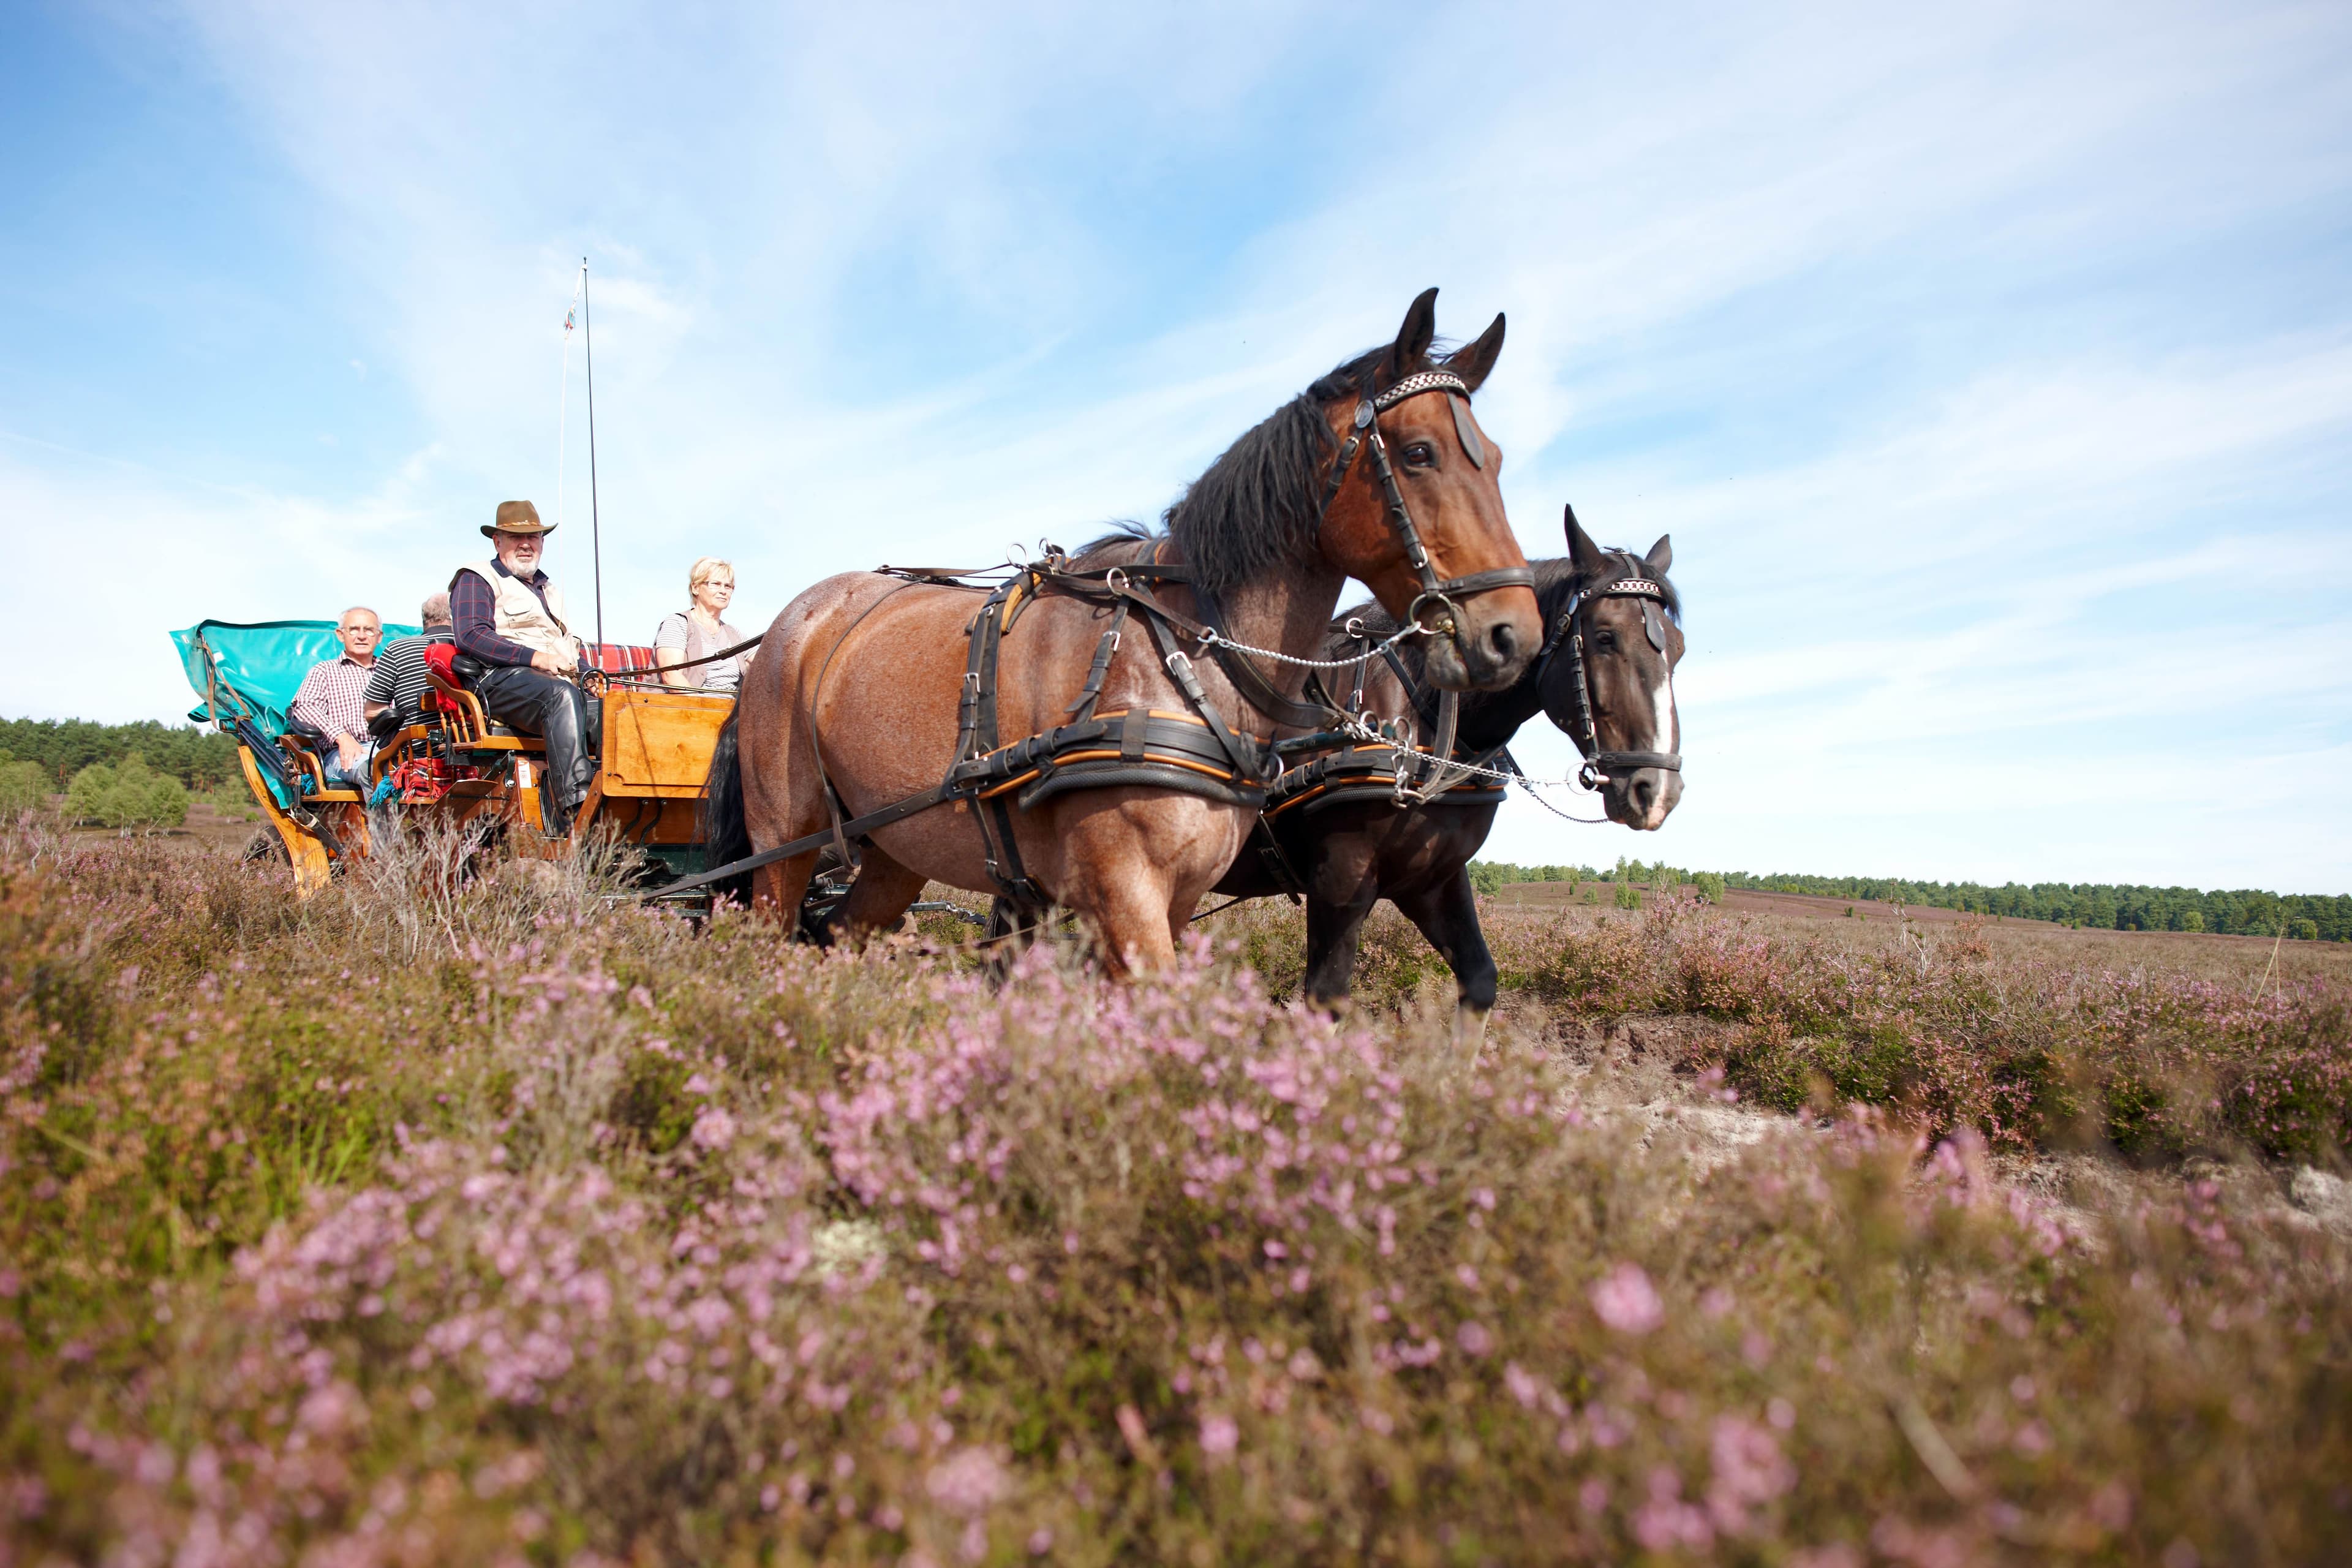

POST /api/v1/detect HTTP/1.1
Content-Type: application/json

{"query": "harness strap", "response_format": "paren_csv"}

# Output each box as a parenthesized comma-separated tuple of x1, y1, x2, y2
(1378, 644, 1420, 713)
(649, 785, 960, 898)
(959, 578, 1047, 911)
(1072, 570, 1340, 731)
(1438, 566, 1541, 598)
(1205, 641, 1335, 729)
(1248, 814, 1306, 902)
(1140, 609, 1270, 784)
(1065, 600, 1129, 723)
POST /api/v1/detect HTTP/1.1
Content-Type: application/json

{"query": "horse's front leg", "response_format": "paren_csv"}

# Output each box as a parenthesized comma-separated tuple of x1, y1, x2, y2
(831, 842, 929, 946)
(1048, 799, 1216, 980)
(1392, 867, 1497, 1057)
(1302, 834, 1381, 1014)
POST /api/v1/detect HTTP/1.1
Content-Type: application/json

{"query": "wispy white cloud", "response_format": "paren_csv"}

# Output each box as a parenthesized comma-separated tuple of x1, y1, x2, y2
(2, 0, 2346, 891)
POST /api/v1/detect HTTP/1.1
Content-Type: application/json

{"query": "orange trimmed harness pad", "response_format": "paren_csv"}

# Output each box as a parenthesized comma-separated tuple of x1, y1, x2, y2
(943, 560, 1275, 911)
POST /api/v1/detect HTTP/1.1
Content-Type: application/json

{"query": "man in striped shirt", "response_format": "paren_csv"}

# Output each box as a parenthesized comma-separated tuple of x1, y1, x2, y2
(365, 592, 456, 729)
(288, 606, 382, 787)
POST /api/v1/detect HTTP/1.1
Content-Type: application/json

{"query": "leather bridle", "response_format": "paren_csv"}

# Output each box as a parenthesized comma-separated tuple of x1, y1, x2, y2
(1532, 556, 1684, 791)
(1316, 368, 1536, 633)
(1188, 367, 1536, 738)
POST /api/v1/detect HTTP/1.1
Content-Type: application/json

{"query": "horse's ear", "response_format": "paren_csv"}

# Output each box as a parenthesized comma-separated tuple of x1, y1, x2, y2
(1446, 313, 1506, 393)
(1644, 533, 1673, 576)
(1566, 503, 1605, 576)
(1384, 288, 1440, 380)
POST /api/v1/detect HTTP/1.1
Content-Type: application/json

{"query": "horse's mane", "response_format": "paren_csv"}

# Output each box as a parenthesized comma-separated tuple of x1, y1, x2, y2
(1159, 345, 1441, 600)
(1065, 521, 1158, 568)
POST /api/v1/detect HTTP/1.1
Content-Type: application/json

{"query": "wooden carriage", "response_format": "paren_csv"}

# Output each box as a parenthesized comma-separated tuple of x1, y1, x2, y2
(176, 620, 732, 895)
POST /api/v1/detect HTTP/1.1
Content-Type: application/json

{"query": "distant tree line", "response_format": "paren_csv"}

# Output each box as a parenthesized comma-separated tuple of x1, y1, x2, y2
(1467, 857, 2344, 942)
(1714, 871, 2343, 942)
(0, 718, 239, 791)
(1468, 857, 1722, 906)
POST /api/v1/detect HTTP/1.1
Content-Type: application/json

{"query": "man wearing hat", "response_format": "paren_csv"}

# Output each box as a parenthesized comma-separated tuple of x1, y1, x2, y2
(449, 500, 601, 834)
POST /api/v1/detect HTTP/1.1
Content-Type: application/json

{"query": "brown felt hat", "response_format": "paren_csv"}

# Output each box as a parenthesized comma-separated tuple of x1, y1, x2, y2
(483, 499, 555, 538)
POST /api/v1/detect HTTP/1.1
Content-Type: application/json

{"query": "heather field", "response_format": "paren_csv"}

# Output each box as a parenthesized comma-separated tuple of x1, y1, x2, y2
(4, 831, 2350, 1567)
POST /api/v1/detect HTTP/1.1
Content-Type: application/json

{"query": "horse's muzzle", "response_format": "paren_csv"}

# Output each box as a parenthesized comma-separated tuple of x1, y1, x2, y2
(1424, 594, 1540, 691)
(1608, 765, 1684, 832)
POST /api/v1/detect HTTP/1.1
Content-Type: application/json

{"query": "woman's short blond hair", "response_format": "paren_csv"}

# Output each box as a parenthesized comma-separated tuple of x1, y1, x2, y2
(688, 557, 735, 595)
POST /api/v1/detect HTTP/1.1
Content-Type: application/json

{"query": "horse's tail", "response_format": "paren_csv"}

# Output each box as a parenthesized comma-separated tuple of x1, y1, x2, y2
(698, 705, 755, 906)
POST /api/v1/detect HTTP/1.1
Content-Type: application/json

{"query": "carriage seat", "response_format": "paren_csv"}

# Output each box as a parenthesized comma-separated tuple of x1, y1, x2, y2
(275, 725, 364, 803)
(587, 643, 660, 676)
(420, 645, 547, 755)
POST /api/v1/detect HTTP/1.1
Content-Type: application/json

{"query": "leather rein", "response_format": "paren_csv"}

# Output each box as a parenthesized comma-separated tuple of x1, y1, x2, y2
(1531, 556, 1683, 790)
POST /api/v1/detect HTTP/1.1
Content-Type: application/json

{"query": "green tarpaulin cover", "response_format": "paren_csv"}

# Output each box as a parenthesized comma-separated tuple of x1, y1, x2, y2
(172, 619, 423, 736)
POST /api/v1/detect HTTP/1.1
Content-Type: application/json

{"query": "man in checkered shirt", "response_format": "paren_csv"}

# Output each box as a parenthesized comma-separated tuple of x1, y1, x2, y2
(289, 606, 382, 788)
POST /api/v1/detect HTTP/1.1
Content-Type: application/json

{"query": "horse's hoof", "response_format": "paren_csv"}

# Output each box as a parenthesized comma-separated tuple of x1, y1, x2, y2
(1452, 1003, 1492, 1061)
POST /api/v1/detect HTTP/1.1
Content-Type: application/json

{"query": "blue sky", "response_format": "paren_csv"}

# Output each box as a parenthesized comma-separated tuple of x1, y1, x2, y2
(3, 1, 2347, 892)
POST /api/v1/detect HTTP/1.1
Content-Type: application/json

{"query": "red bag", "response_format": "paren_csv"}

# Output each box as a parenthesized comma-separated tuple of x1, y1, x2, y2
(423, 641, 463, 715)
(388, 755, 460, 804)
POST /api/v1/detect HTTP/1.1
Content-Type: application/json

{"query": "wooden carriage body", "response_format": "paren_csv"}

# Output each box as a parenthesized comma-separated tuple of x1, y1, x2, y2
(176, 622, 731, 895)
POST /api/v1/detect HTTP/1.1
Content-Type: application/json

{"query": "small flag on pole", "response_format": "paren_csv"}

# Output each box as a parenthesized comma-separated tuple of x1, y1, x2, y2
(564, 304, 577, 336)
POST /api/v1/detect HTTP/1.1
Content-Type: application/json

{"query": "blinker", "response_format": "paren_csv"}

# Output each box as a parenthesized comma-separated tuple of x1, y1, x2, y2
(1450, 394, 1485, 469)
(1643, 601, 1666, 652)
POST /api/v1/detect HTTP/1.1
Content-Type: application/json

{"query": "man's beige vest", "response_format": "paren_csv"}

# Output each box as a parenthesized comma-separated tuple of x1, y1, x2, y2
(454, 561, 573, 656)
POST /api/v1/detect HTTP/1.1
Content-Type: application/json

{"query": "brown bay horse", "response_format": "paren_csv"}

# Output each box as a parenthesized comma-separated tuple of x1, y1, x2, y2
(1209, 507, 1683, 1036)
(705, 290, 1541, 974)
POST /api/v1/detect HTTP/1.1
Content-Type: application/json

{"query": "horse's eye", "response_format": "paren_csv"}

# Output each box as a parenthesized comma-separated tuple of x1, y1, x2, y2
(1592, 630, 1617, 650)
(1403, 442, 1438, 469)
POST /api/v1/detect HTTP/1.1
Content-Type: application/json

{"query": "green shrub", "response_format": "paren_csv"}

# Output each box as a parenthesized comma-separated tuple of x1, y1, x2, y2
(64, 762, 113, 821)
(2179, 910, 2205, 933)
(1613, 879, 1643, 910)
(0, 757, 48, 816)
(64, 754, 189, 831)
(1692, 871, 1725, 905)
(2293, 918, 2320, 941)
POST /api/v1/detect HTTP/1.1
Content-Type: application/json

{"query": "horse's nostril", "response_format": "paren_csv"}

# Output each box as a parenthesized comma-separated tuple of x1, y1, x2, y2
(1629, 775, 1656, 812)
(1487, 620, 1519, 663)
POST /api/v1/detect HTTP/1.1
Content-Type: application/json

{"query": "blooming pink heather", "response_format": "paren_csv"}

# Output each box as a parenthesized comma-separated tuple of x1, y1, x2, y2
(1706, 1415, 1796, 1534)
(1591, 1262, 1664, 1335)
(1634, 1466, 1715, 1552)
(924, 1447, 1008, 1515)
(1198, 1412, 1238, 1461)
(690, 1105, 736, 1152)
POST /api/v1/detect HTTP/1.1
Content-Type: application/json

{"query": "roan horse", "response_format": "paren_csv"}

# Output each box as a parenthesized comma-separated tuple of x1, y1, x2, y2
(703, 291, 1543, 975)
(1207, 505, 1683, 1036)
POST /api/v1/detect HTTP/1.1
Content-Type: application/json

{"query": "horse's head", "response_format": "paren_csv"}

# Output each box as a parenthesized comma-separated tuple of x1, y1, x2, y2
(1539, 505, 1683, 831)
(1317, 290, 1539, 692)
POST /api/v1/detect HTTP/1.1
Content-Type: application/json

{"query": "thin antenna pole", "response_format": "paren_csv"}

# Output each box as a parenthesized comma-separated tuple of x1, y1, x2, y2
(558, 265, 580, 532)
(582, 255, 605, 652)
